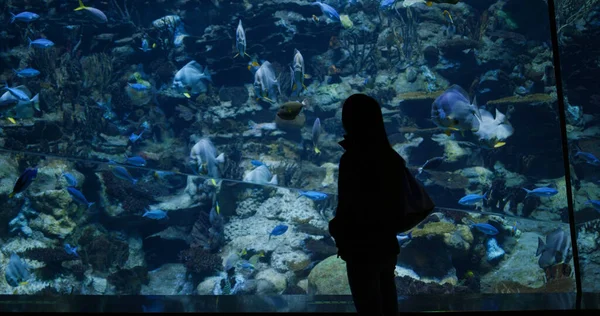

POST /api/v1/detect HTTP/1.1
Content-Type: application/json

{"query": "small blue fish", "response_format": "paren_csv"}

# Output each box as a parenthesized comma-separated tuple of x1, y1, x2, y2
(269, 224, 288, 240)
(67, 187, 94, 208)
(467, 220, 499, 235)
(129, 131, 144, 143)
(153, 171, 175, 179)
(110, 165, 138, 185)
(128, 83, 149, 91)
(124, 155, 147, 167)
(240, 261, 255, 270)
(13, 68, 40, 78)
(458, 192, 487, 205)
(28, 37, 54, 48)
(143, 208, 168, 220)
(584, 194, 600, 213)
(139, 38, 152, 52)
(522, 187, 558, 198)
(10, 12, 39, 23)
(64, 243, 78, 257)
(298, 190, 328, 201)
(380, 0, 396, 10)
(396, 231, 412, 247)
(3, 83, 32, 102)
(250, 160, 265, 167)
(575, 145, 600, 166)
(312, 2, 340, 22)
(62, 172, 78, 186)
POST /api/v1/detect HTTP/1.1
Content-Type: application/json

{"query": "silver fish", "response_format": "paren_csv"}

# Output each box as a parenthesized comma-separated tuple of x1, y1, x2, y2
(172, 60, 212, 95)
(474, 108, 514, 149)
(243, 165, 278, 185)
(74, 0, 107, 23)
(189, 138, 225, 178)
(431, 84, 482, 134)
(234, 20, 250, 59)
(536, 228, 572, 269)
(253, 61, 281, 103)
(312, 117, 321, 154)
(290, 49, 306, 95)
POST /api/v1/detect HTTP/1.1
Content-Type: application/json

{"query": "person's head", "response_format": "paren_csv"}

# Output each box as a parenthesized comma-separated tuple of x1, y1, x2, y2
(341, 93, 390, 147)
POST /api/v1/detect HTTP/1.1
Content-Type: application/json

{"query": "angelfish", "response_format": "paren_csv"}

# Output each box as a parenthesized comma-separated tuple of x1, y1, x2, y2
(234, 20, 250, 59)
(290, 49, 309, 95)
(312, 118, 321, 154)
(74, 0, 108, 23)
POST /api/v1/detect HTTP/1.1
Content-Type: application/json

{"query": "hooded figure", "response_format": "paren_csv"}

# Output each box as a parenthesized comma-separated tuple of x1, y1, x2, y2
(328, 93, 405, 316)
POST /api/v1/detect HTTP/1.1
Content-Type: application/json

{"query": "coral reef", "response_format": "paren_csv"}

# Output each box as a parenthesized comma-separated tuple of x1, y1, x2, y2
(77, 227, 129, 272)
(178, 247, 222, 277)
(107, 266, 149, 295)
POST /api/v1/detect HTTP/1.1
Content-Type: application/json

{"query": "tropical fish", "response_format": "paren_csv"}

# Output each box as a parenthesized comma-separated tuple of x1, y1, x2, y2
(28, 37, 54, 48)
(250, 160, 265, 167)
(253, 61, 281, 103)
(243, 165, 278, 185)
(458, 192, 487, 205)
(74, 0, 108, 23)
(2, 83, 36, 102)
(417, 156, 445, 175)
(290, 49, 308, 95)
(380, 0, 397, 10)
(246, 120, 277, 137)
(574, 145, 600, 166)
(128, 83, 149, 91)
(13, 68, 40, 78)
(467, 220, 499, 235)
(269, 224, 289, 240)
(152, 15, 181, 29)
(0, 86, 40, 117)
(139, 38, 152, 52)
(110, 165, 138, 185)
(312, 118, 321, 154)
(223, 253, 239, 271)
(64, 243, 79, 257)
(536, 228, 572, 268)
(67, 187, 94, 208)
(474, 109, 514, 149)
(234, 20, 250, 59)
(5, 254, 30, 287)
(62, 172, 78, 187)
(143, 209, 168, 220)
(277, 100, 305, 121)
(9, 168, 37, 198)
(153, 171, 176, 179)
(172, 61, 212, 95)
(396, 232, 412, 247)
(124, 155, 147, 167)
(584, 194, 600, 213)
(189, 138, 225, 178)
(173, 23, 189, 47)
(129, 131, 144, 143)
(209, 206, 222, 226)
(248, 251, 265, 266)
(522, 187, 558, 198)
(10, 12, 39, 23)
(298, 190, 328, 201)
(312, 2, 340, 22)
(431, 84, 482, 135)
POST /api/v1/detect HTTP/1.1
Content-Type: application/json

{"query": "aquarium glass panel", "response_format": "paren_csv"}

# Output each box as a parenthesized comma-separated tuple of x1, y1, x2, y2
(0, 0, 583, 312)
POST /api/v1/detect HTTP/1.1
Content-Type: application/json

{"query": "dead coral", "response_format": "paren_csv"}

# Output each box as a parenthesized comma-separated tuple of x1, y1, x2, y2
(78, 229, 129, 273)
(102, 171, 169, 214)
(107, 266, 149, 295)
(179, 247, 222, 277)
(22, 247, 78, 264)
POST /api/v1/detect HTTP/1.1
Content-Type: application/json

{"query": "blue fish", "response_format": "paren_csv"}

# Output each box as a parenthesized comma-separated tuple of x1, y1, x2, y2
(13, 68, 40, 78)
(3, 83, 32, 102)
(62, 172, 78, 186)
(139, 38, 152, 52)
(129, 131, 144, 143)
(584, 194, 600, 213)
(143, 209, 168, 220)
(396, 231, 412, 247)
(67, 187, 94, 208)
(153, 171, 176, 179)
(110, 165, 138, 185)
(128, 83, 149, 91)
(458, 192, 487, 205)
(64, 243, 78, 257)
(124, 155, 147, 167)
(312, 2, 340, 22)
(574, 145, 600, 166)
(28, 37, 54, 48)
(380, 0, 397, 9)
(467, 220, 499, 235)
(299, 190, 328, 201)
(9, 168, 37, 198)
(240, 261, 255, 270)
(269, 224, 288, 240)
(522, 187, 558, 197)
(10, 12, 39, 23)
(251, 160, 265, 167)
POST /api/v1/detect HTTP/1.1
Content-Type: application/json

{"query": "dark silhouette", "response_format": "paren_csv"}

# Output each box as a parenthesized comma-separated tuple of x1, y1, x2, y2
(329, 94, 407, 316)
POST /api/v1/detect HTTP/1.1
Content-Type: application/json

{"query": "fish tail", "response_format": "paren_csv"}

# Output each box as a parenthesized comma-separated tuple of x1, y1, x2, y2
(8, 192, 15, 198)
(233, 53, 239, 58)
(87, 202, 95, 209)
(522, 188, 531, 197)
(27, 37, 32, 48)
(10, 12, 15, 23)
(407, 231, 412, 239)
(132, 178, 138, 185)
(314, 146, 321, 154)
(75, 0, 87, 11)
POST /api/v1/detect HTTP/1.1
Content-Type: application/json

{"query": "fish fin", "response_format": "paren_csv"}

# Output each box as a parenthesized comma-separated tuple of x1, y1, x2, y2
(132, 178, 138, 185)
(536, 237, 545, 256)
(244, 53, 251, 58)
(183, 92, 191, 98)
(262, 96, 274, 103)
(494, 141, 506, 148)
(292, 83, 297, 91)
(74, 0, 87, 11)
(8, 117, 16, 124)
(215, 153, 225, 163)
(314, 147, 321, 154)
(233, 53, 239, 58)
(269, 175, 278, 185)
(8, 192, 15, 198)
(304, 74, 311, 79)
(31, 94, 40, 111)
(302, 84, 307, 90)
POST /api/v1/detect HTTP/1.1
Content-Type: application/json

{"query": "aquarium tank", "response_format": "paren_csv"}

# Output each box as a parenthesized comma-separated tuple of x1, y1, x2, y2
(0, 0, 598, 312)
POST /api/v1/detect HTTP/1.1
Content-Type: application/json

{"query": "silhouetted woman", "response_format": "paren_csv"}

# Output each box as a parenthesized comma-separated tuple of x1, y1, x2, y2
(329, 94, 406, 316)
